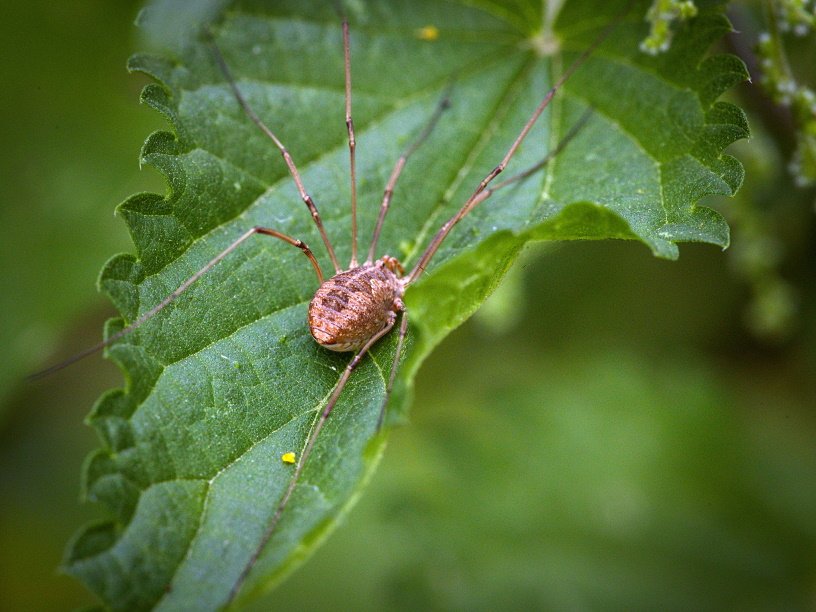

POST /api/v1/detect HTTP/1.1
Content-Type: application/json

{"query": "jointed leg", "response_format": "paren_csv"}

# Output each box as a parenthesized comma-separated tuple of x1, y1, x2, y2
(130, 226, 324, 339)
(342, 19, 359, 268)
(412, 109, 592, 250)
(367, 87, 453, 263)
(29, 226, 322, 380)
(228, 313, 398, 602)
(405, 9, 628, 285)
(406, 108, 594, 285)
(208, 36, 342, 273)
(377, 307, 409, 430)
(488, 109, 593, 193)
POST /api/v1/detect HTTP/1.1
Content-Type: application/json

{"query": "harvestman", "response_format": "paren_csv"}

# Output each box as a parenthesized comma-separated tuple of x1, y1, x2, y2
(34, 5, 631, 604)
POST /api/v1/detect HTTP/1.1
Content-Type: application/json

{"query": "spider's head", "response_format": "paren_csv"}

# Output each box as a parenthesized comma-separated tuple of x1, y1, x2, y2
(378, 255, 404, 277)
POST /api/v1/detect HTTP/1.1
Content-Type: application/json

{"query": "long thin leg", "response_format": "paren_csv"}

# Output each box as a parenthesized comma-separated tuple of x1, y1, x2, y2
(28, 227, 322, 380)
(377, 306, 408, 430)
(208, 36, 342, 274)
(488, 108, 593, 192)
(405, 8, 628, 285)
(342, 19, 359, 268)
(405, 109, 594, 286)
(227, 313, 398, 603)
(367, 87, 453, 264)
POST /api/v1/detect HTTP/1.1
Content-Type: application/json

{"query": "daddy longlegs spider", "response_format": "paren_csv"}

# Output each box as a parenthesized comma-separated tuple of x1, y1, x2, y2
(35, 3, 633, 605)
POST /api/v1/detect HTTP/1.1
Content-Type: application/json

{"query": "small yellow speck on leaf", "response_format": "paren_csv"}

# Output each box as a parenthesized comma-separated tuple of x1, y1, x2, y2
(415, 25, 439, 41)
(281, 452, 296, 464)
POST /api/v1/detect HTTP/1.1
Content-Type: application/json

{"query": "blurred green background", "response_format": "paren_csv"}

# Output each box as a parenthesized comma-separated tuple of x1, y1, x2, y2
(1, 1, 815, 610)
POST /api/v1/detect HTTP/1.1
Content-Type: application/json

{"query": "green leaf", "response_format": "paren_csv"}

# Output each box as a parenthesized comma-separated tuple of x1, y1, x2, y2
(64, 0, 748, 609)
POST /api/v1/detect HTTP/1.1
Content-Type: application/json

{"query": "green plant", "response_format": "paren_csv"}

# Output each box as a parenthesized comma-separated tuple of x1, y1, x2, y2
(62, 0, 754, 609)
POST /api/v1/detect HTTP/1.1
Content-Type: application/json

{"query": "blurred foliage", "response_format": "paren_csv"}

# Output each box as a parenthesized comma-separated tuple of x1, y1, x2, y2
(0, 0, 165, 410)
(754, 0, 816, 185)
(0, 0, 814, 611)
(724, 1, 816, 341)
(640, 0, 699, 55)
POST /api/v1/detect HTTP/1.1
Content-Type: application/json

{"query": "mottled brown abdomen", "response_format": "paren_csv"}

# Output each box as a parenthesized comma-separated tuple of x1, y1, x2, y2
(308, 258, 404, 352)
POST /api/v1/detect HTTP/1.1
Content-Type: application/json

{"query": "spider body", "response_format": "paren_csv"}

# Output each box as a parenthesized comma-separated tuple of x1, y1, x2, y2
(308, 256, 405, 352)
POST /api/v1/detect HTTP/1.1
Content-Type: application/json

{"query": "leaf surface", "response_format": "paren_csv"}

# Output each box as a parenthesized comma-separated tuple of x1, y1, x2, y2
(64, 0, 748, 609)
